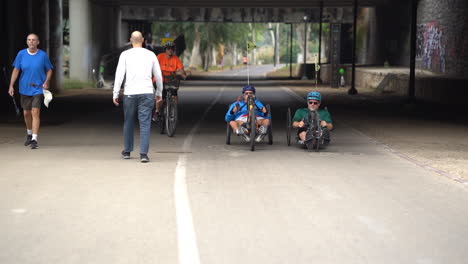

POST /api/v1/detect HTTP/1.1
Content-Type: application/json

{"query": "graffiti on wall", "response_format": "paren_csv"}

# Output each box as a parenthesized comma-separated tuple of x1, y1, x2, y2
(416, 22, 446, 73)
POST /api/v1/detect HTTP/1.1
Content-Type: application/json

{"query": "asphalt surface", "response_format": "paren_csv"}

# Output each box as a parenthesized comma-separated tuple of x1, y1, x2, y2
(1, 80, 468, 264)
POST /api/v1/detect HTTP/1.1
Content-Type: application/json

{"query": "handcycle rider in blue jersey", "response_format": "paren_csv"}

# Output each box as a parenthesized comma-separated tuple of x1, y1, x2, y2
(225, 85, 270, 142)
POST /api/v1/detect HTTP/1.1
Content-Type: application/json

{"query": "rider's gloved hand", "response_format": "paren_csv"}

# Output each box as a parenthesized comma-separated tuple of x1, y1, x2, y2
(298, 120, 305, 128)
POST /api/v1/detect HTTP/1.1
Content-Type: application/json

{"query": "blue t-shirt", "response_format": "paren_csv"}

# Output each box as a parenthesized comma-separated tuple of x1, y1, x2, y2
(12, 49, 53, 96)
(225, 99, 267, 122)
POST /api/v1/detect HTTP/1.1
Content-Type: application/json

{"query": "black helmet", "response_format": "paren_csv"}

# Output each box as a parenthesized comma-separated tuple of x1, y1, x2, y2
(164, 41, 175, 49)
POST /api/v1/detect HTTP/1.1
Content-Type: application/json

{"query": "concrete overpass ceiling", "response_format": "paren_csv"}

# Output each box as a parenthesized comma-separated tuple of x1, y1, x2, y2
(90, 0, 388, 7)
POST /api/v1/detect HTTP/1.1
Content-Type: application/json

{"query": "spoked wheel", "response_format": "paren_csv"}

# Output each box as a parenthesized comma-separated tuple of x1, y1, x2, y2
(305, 133, 321, 152)
(249, 103, 256, 152)
(286, 108, 292, 146)
(225, 123, 231, 145)
(165, 96, 178, 137)
(159, 103, 166, 134)
(266, 104, 273, 145)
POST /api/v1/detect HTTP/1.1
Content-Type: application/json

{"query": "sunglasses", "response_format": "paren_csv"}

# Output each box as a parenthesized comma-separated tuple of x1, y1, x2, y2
(244, 92, 254, 95)
(308, 101, 319, 105)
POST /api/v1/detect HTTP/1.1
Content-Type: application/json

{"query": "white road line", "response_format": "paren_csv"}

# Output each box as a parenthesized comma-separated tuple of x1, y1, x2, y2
(281, 86, 306, 103)
(174, 87, 225, 264)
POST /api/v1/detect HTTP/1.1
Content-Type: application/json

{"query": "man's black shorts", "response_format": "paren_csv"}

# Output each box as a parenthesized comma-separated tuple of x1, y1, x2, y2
(20, 94, 43, 110)
(297, 127, 308, 135)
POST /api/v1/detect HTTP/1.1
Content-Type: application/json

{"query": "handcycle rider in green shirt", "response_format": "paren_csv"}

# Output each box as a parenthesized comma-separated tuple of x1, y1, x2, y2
(292, 91, 333, 147)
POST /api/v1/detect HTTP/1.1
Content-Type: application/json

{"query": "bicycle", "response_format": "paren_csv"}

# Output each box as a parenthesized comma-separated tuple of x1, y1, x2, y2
(225, 94, 273, 151)
(157, 73, 180, 137)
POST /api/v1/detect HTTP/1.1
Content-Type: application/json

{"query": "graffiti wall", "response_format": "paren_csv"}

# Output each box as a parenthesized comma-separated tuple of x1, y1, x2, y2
(416, 22, 446, 73)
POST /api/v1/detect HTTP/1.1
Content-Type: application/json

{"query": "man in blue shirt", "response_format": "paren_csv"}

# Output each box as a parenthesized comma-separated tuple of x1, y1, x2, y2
(225, 85, 270, 142)
(8, 33, 53, 149)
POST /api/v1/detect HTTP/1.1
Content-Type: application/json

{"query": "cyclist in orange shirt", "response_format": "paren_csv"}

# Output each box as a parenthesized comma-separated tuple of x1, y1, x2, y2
(154, 41, 187, 119)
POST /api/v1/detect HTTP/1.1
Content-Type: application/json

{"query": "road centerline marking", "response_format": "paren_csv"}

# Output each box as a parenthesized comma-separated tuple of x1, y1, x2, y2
(174, 86, 224, 264)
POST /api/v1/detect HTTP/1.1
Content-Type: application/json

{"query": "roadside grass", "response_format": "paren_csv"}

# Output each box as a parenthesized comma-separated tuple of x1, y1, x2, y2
(62, 79, 94, 89)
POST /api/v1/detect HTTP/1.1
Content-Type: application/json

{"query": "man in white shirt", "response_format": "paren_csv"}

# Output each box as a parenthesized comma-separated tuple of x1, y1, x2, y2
(113, 31, 163, 163)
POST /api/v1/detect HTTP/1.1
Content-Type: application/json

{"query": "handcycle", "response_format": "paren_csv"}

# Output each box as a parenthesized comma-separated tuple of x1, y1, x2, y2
(156, 73, 180, 137)
(225, 94, 273, 151)
(286, 108, 326, 152)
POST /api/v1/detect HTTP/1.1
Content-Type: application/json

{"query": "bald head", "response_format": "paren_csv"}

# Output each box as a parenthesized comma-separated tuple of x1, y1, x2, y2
(26, 33, 40, 51)
(27, 33, 39, 41)
(130, 31, 144, 43)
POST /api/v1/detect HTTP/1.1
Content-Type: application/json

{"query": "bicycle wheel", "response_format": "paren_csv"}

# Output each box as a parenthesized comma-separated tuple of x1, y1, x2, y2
(249, 101, 256, 151)
(159, 102, 166, 134)
(266, 104, 273, 145)
(286, 108, 291, 146)
(315, 137, 321, 152)
(165, 96, 178, 137)
(225, 123, 231, 145)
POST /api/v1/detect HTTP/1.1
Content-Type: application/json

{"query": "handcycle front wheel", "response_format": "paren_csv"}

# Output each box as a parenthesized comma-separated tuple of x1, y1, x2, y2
(249, 102, 256, 152)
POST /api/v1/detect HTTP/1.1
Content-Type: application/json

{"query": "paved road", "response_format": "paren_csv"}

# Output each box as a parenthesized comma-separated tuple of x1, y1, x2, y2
(1, 81, 468, 264)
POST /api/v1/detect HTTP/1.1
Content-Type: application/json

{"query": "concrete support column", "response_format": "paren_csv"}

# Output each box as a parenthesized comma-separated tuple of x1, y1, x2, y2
(41, 0, 50, 54)
(318, 1, 323, 83)
(408, 0, 418, 103)
(70, 0, 91, 81)
(348, 0, 359, 95)
(114, 6, 122, 49)
(49, 0, 63, 93)
(289, 23, 293, 79)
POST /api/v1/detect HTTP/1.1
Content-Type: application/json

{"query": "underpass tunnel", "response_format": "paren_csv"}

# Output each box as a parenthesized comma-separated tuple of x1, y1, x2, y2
(1, 0, 468, 121)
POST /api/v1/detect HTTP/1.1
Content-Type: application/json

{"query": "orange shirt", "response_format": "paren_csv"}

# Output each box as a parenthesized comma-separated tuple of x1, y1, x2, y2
(157, 53, 183, 76)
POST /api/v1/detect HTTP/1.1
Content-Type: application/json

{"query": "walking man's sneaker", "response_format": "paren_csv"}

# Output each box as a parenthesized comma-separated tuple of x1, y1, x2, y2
(121, 150, 131, 159)
(24, 135, 32, 146)
(140, 154, 149, 163)
(30, 140, 38, 149)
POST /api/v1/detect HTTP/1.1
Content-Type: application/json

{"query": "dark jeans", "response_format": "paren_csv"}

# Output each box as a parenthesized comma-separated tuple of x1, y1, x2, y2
(123, 94, 155, 154)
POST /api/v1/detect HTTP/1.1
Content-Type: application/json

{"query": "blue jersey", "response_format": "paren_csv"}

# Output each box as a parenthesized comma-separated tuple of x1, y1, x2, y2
(225, 98, 267, 122)
(12, 49, 53, 96)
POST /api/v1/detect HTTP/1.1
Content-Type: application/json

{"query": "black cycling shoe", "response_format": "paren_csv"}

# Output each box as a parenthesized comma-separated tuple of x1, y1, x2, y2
(24, 135, 32, 146)
(30, 140, 38, 149)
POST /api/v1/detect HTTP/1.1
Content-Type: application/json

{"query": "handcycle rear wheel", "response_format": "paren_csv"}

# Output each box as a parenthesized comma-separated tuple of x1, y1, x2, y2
(225, 123, 231, 145)
(286, 107, 292, 146)
(266, 104, 273, 145)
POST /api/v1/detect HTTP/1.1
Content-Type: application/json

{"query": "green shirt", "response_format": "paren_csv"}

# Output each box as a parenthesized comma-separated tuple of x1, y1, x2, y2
(292, 108, 333, 125)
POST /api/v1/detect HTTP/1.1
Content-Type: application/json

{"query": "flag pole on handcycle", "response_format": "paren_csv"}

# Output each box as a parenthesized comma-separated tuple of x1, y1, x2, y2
(246, 41, 257, 86)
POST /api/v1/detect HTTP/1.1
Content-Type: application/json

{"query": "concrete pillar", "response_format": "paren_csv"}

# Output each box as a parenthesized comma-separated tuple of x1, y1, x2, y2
(348, 0, 358, 95)
(41, 0, 50, 54)
(408, 0, 418, 103)
(70, 0, 91, 81)
(114, 6, 122, 48)
(49, 0, 63, 93)
(27, 0, 33, 32)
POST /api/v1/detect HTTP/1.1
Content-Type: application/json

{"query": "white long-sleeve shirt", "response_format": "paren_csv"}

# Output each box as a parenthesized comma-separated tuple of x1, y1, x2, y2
(113, 47, 163, 99)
